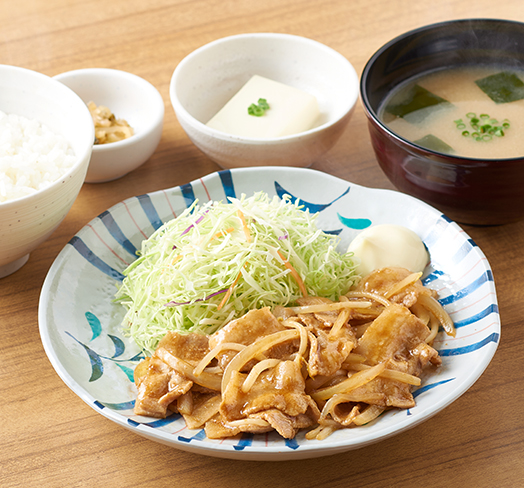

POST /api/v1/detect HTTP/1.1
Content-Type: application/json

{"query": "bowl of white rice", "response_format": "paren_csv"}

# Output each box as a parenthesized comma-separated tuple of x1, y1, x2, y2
(0, 64, 94, 278)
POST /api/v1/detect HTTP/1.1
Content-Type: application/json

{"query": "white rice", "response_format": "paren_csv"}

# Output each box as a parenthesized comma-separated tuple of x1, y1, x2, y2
(0, 110, 76, 203)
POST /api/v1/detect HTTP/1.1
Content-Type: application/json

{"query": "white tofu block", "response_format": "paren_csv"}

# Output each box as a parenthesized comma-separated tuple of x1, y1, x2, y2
(206, 75, 319, 138)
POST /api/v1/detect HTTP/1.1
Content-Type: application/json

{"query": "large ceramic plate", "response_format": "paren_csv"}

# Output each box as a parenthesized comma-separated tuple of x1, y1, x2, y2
(39, 167, 500, 461)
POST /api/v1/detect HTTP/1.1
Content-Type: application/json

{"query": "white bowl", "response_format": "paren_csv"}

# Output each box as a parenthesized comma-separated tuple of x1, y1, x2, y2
(39, 167, 499, 460)
(170, 33, 359, 168)
(54, 68, 164, 183)
(0, 64, 94, 278)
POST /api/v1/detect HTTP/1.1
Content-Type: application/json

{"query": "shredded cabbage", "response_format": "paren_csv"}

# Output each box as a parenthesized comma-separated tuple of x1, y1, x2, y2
(115, 192, 358, 353)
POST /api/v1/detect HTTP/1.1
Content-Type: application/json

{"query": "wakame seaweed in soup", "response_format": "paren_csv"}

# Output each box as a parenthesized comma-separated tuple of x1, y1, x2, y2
(475, 71, 524, 104)
(378, 66, 524, 159)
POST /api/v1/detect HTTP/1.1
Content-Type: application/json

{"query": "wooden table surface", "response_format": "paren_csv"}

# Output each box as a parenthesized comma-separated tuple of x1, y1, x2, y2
(2, 1, 523, 487)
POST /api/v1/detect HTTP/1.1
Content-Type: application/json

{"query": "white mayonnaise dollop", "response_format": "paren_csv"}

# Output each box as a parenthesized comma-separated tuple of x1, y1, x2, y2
(347, 224, 429, 277)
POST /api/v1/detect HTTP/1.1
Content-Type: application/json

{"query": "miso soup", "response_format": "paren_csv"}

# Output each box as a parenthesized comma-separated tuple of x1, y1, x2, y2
(379, 66, 524, 159)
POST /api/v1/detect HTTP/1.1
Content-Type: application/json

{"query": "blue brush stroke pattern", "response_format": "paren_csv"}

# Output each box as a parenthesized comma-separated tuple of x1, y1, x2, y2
(450, 239, 479, 265)
(108, 334, 125, 358)
(438, 271, 494, 306)
(67, 320, 144, 384)
(178, 429, 207, 443)
(76, 341, 103, 381)
(127, 351, 147, 362)
(69, 236, 125, 281)
(274, 181, 350, 213)
(438, 332, 499, 356)
(233, 433, 254, 450)
(438, 332, 500, 357)
(453, 304, 499, 329)
(285, 437, 300, 450)
(128, 413, 181, 428)
(65, 332, 103, 382)
(422, 216, 452, 248)
(98, 210, 138, 257)
(425, 235, 478, 269)
(85, 311, 102, 341)
(95, 400, 136, 410)
(116, 363, 135, 382)
(422, 269, 445, 285)
(219, 169, 236, 199)
(180, 183, 196, 208)
(137, 194, 163, 230)
(66, 332, 103, 382)
(413, 378, 455, 398)
(85, 346, 103, 381)
(337, 213, 372, 230)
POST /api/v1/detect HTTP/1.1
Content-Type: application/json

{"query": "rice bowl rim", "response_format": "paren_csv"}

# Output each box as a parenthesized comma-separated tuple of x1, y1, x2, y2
(0, 64, 94, 207)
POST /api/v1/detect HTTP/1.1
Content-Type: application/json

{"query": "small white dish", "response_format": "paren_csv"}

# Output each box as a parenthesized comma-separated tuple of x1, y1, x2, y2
(39, 167, 500, 460)
(0, 64, 94, 278)
(54, 68, 164, 183)
(170, 33, 359, 168)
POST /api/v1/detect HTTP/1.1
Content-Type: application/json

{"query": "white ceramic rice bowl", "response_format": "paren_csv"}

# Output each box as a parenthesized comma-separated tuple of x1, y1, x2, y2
(170, 33, 359, 168)
(0, 64, 94, 278)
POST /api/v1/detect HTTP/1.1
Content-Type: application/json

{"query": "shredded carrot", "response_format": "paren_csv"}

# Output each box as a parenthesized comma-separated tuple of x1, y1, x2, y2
(217, 269, 243, 311)
(277, 250, 308, 297)
(171, 255, 183, 265)
(237, 210, 251, 242)
(198, 227, 235, 247)
(210, 227, 235, 241)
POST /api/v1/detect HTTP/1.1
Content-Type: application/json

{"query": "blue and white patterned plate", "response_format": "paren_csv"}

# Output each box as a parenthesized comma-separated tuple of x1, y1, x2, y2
(38, 167, 500, 461)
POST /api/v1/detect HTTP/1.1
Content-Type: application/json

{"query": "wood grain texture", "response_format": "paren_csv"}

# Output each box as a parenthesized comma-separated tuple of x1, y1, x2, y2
(1, 1, 523, 487)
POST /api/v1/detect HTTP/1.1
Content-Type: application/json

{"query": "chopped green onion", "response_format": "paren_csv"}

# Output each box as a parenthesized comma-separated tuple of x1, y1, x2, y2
(454, 119, 466, 130)
(454, 112, 510, 142)
(248, 98, 270, 117)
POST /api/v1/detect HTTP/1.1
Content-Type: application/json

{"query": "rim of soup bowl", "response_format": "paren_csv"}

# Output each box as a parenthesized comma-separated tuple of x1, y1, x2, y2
(360, 17, 524, 165)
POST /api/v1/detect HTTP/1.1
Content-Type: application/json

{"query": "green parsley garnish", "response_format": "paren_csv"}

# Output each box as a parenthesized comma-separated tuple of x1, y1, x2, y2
(454, 113, 510, 141)
(248, 98, 270, 117)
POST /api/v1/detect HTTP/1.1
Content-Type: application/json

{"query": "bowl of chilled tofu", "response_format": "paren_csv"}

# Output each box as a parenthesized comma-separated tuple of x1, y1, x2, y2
(170, 33, 359, 168)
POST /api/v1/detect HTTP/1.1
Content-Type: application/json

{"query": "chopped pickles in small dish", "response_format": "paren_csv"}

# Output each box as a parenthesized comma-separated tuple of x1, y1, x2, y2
(54, 68, 164, 183)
